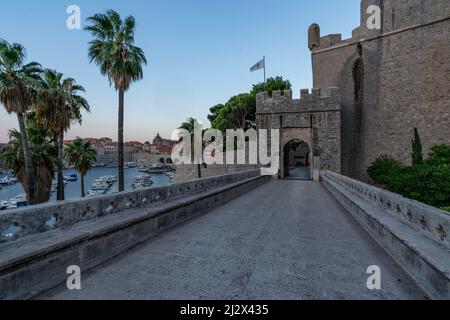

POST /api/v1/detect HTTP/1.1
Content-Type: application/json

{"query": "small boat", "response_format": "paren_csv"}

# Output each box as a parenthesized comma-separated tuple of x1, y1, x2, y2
(101, 175, 118, 183)
(126, 162, 138, 168)
(131, 174, 153, 190)
(165, 171, 175, 178)
(0, 176, 15, 186)
(64, 174, 78, 182)
(8, 194, 28, 209)
(0, 200, 10, 211)
(86, 190, 102, 197)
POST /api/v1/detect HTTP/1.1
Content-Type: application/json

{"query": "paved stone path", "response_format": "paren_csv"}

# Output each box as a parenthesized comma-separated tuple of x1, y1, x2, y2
(288, 166, 311, 179)
(40, 180, 425, 300)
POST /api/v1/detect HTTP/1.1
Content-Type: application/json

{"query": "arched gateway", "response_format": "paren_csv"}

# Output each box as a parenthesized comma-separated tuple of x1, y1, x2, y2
(283, 139, 311, 179)
(256, 89, 341, 180)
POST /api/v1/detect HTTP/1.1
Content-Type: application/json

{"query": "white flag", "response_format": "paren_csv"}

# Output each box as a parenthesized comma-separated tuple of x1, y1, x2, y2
(250, 58, 265, 72)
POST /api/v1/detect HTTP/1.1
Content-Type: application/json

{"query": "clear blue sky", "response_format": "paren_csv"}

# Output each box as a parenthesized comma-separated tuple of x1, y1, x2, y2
(0, 0, 360, 143)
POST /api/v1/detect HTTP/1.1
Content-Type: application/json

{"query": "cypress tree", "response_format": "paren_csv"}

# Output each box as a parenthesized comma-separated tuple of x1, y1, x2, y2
(411, 128, 423, 166)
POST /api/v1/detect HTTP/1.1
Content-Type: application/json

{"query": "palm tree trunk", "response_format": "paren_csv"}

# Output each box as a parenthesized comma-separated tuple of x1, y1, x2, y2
(57, 124, 65, 201)
(16, 112, 36, 204)
(81, 173, 85, 198)
(118, 88, 125, 192)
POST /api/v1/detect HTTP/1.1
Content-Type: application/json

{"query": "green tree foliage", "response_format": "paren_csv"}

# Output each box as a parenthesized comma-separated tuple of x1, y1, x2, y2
(211, 93, 256, 132)
(411, 128, 423, 166)
(65, 139, 97, 198)
(368, 141, 450, 212)
(208, 76, 291, 131)
(0, 114, 58, 203)
(35, 69, 90, 201)
(207, 104, 224, 125)
(85, 10, 147, 192)
(0, 39, 43, 204)
(425, 145, 450, 166)
(251, 76, 292, 96)
(367, 155, 404, 185)
(389, 164, 450, 209)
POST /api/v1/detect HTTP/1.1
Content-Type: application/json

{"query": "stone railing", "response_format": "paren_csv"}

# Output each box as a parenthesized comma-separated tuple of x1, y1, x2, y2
(0, 169, 261, 243)
(321, 170, 450, 299)
(322, 170, 449, 247)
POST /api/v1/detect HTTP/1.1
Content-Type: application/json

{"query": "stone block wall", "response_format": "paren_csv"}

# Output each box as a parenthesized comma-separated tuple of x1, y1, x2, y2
(311, 0, 450, 180)
(256, 89, 341, 173)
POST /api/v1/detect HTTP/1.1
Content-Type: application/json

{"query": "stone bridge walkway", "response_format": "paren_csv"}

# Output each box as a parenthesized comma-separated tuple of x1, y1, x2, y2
(40, 180, 425, 300)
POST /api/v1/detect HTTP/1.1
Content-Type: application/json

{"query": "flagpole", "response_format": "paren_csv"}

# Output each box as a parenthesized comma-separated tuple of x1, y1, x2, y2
(263, 56, 266, 85)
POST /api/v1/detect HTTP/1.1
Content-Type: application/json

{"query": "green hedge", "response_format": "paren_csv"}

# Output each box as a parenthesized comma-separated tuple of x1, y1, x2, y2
(367, 155, 404, 186)
(388, 164, 450, 209)
(367, 145, 450, 212)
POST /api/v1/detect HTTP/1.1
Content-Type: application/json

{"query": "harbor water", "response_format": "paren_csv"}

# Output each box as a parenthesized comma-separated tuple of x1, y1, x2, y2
(0, 166, 172, 203)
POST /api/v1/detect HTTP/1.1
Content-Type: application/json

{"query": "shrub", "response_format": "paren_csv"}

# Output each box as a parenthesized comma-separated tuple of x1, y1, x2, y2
(367, 155, 404, 185)
(426, 144, 450, 166)
(389, 164, 450, 208)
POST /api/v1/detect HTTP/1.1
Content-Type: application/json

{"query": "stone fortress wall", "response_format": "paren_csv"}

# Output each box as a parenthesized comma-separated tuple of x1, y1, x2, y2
(310, 0, 450, 180)
(256, 88, 341, 175)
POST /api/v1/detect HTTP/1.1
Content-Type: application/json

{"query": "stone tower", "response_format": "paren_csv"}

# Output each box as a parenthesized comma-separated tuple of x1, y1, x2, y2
(309, 0, 450, 180)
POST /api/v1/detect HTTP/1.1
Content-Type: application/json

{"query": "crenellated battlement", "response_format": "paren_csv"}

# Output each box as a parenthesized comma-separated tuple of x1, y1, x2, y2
(256, 88, 340, 114)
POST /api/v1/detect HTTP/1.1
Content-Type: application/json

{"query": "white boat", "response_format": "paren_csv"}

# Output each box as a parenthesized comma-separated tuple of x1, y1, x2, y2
(86, 187, 108, 197)
(126, 162, 138, 168)
(131, 174, 153, 190)
(92, 181, 111, 190)
(0, 176, 16, 186)
(0, 200, 10, 211)
(101, 175, 118, 183)
(7, 194, 28, 209)
(86, 190, 99, 197)
(64, 174, 78, 182)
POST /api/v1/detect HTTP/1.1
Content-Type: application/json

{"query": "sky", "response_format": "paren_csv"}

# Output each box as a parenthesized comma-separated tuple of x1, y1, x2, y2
(0, 0, 360, 143)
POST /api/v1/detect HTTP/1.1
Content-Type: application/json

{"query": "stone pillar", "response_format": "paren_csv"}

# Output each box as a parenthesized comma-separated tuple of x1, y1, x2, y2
(312, 156, 321, 182)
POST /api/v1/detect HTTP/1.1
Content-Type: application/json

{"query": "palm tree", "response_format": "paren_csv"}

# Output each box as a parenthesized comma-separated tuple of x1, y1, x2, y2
(0, 114, 58, 203)
(0, 39, 42, 204)
(85, 10, 147, 192)
(35, 69, 90, 201)
(65, 139, 97, 198)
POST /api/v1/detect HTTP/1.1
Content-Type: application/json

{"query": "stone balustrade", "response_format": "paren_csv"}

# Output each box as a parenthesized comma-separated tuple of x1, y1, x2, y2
(0, 169, 261, 243)
(322, 170, 449, 247)
(321, 170, 450, 299)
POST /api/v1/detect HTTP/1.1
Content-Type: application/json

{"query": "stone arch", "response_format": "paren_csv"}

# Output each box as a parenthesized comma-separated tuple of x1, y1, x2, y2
(283, 140, 311, 179)
(280, 128, 312, 179)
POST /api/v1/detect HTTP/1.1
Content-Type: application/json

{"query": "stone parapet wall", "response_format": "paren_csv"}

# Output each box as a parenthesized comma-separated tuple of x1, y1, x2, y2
(256, 88, 340, 115)
(0, 172, 269, 299)
(323, 170, 450, 246)
(321, 170, 450, 299)
(0, 170, 261, 243)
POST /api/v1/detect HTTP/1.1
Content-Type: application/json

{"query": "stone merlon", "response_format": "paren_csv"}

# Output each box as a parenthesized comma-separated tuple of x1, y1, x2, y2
(256, 88, 340, 115)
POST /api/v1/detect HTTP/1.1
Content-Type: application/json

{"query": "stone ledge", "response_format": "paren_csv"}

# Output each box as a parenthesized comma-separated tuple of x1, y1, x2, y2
(321, 173, 450, 300)
(0, 175, 270, 300)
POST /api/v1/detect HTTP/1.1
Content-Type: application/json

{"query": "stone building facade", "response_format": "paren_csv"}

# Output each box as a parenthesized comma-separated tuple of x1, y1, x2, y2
(256, 88, 341, 178)
(309, 0, 450, 180)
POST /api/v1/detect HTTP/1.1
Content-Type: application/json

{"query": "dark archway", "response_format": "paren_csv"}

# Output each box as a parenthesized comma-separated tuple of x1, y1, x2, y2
(283, 140, 311, 179)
